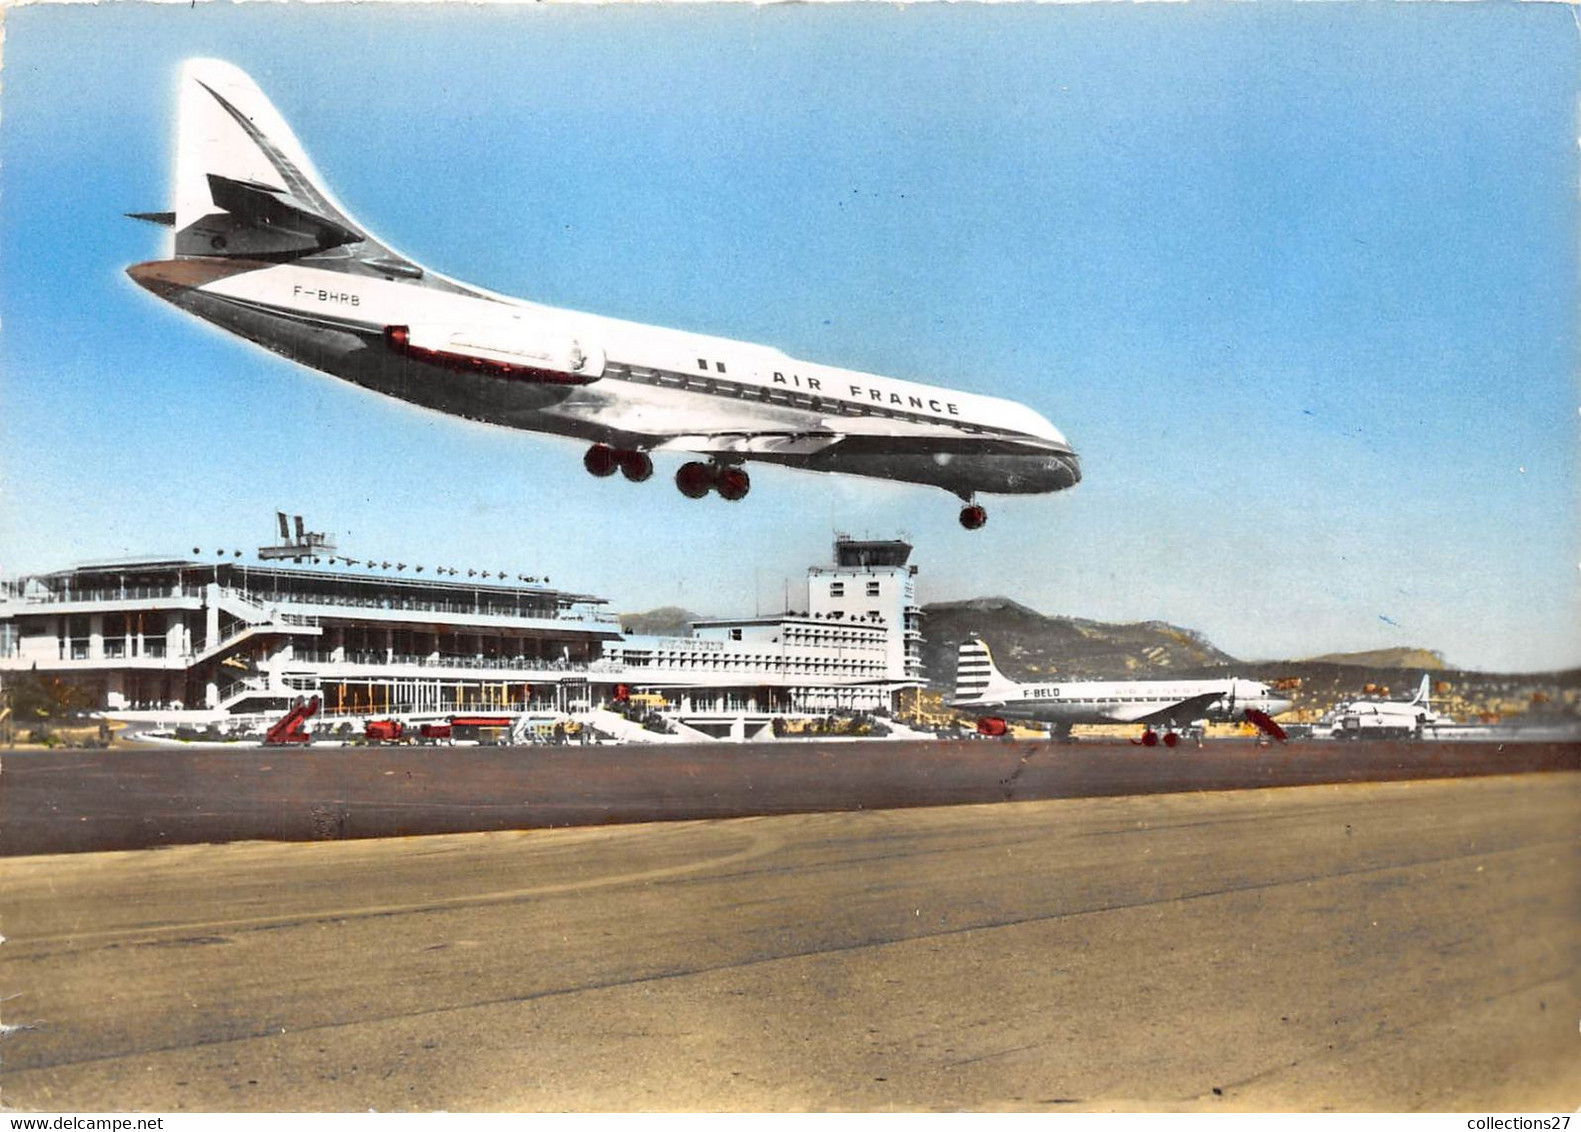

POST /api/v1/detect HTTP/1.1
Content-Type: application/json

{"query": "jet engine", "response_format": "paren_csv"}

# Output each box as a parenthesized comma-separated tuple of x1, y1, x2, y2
(385, 319, 605, 385)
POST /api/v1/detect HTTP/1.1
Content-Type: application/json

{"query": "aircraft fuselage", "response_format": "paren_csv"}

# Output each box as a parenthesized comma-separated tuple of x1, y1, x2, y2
(128, 254, 1080, 499)
(963, 678, 1285, 727)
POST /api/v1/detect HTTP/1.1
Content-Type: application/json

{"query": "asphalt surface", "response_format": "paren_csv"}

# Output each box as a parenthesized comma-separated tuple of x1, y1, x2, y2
(1, 773, 1576, 1111)
(2, 737, 1576, 855)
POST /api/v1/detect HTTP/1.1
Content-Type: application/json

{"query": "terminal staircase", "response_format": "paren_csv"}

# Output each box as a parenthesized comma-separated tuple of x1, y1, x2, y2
(573, 708, 698, 744)
(192, 589, 322, 668)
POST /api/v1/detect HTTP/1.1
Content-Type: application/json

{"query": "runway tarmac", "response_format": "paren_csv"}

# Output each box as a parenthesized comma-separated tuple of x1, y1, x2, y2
(3, 737, 1576, 855)
(2, 772, 1576, 1111)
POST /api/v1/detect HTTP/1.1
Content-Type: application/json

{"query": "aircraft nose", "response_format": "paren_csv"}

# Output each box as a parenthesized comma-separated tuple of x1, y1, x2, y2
(1036, 450, 1081, 489)
(1268, 695, 1294, 716)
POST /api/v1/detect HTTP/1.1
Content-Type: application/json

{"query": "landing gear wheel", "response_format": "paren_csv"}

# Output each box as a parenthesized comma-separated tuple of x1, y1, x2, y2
(584, 444, 619, 478)
(1162, 732, 1179, 748)
(716, 466, 751, 502)
(676, 461, 714, 499)
(959, 503, 988, 530)
(1140, 729, 1159, 747)
(619, 451, 654, 483)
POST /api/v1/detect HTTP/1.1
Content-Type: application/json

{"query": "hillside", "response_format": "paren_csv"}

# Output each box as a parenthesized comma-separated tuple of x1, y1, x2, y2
(920, 597, 1237, 688)
(1302, 647, 1448, 670)
(617, 606, 704, 637)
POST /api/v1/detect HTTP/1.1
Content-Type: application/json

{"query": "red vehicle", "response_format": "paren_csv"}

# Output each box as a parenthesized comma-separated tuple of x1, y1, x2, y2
(364, 719, 405, 743)
(264, 696, 318, 746)
(417, 722, 453, 743)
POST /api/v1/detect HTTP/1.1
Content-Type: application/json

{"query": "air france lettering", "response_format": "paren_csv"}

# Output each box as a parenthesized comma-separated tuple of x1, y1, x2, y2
(772, 371, 822, 392)
(770, 370, 961, 417)
(292, 284, 360, 307)
(848, 383, 960, 416)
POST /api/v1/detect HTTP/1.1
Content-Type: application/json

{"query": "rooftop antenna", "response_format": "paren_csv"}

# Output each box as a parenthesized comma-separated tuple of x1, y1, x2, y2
(259, 512, 338, 561)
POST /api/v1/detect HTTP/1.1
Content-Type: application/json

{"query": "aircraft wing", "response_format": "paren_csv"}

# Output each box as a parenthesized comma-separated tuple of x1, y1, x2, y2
(544, 379, 1071, 461)
(655, 428, 1049, 458)
(654, 432, 846, 457)
(577, 398, 1047, 454)
(549, 384, 973, 448)
(1100, 692, 1224, 725)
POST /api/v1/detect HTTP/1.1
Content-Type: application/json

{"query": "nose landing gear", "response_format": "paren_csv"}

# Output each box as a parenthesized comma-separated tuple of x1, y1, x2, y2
(958, 502, 988, 530)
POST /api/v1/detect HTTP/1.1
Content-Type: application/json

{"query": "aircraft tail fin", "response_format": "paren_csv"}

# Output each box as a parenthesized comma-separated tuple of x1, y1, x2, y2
(1411, 674, 1431, 706)
(952, 637, 1019, 704)
(168, 59, 370, 261)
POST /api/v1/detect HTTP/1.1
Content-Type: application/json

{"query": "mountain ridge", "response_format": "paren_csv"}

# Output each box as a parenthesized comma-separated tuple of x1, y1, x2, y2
(615, 599, 1573, 687)
(920, 596, 1238, 686)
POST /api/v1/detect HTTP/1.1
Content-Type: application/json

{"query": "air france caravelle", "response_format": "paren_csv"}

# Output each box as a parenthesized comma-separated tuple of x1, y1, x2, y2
(126, 60, 1080, 530)
(951, 638, 1293, 745)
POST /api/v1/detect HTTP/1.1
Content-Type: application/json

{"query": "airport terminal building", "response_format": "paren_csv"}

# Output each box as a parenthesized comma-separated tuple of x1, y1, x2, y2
(0, 533, 925, 735)
(604, 537, 925, 725)
(0, 557, 622, 720)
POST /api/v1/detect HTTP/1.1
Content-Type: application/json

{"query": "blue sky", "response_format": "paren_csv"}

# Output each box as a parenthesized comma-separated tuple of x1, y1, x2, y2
(1, 3, 1576, 672)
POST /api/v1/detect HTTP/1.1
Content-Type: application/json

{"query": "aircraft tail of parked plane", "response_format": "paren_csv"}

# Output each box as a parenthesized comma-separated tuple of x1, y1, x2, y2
(951, 636, 1293, 744)
(128, 60, 1080, 528)
(953, 637, 1023, 703)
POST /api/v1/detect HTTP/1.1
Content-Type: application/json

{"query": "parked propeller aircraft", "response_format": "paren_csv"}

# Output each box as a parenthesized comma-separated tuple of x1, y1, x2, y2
(126, 60, 1080, 529)
(950, 637, 1294, 744)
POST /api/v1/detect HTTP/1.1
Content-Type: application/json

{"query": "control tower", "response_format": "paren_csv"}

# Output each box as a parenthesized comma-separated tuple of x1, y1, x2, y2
(808, 536, 924, 687)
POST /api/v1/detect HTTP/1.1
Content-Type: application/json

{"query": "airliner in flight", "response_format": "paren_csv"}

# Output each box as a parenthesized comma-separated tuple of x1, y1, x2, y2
(950, 637, 1294, 744)
(126, 60, 1080, 530)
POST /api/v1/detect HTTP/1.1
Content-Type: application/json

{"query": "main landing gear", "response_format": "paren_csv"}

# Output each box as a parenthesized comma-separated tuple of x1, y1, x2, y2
(583, 443, 652, 483)
(583, 444, 750, 501)
(1133, 725, 1204, 748)
(588, 445, 990, 521)
(676, 461, 750, 501)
